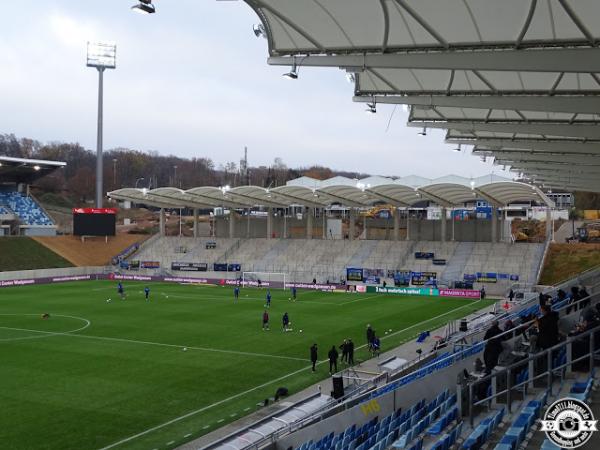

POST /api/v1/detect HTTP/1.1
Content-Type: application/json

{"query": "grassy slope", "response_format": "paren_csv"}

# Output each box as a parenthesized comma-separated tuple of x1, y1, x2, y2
(0, 237, 73, 272)
(0, 281, 493, 450)
(539, 243, 600, 285)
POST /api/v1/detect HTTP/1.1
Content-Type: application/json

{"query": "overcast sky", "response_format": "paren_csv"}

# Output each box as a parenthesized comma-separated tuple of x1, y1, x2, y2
(0, 0, 510, 179)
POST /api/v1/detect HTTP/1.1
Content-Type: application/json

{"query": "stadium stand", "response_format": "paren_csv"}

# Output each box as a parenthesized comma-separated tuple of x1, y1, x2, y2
(125, 237, 544, 289)
(0, 191, 53, 226)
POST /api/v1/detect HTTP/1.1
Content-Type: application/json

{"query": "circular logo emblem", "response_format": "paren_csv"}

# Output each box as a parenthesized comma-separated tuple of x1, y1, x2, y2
(541, 397, 597, 448)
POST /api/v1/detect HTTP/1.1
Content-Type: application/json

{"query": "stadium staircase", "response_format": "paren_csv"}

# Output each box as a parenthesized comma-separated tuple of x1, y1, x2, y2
(346, 241, 379, 269)
(441, 242, 475, 284)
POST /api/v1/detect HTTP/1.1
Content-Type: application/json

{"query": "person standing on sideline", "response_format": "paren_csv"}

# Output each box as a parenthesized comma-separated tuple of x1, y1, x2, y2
(347, 339, 355, 365)
(266, 289, 271, 308)
(117, 282, 125, 300)
(328, 345, 339, 374)
(262, 310, 270, 331)
(234, 286, 240, 301)
(310, 344, 318, 372)
(508, 289, 515, 301)
(480, 286, 486, 300)
(339, 339, 348, 363)
(144, 286, 150, 301)
(372, 336, 381, 357)
(292, 286, 297, 301)
(366, 324, 375, 351)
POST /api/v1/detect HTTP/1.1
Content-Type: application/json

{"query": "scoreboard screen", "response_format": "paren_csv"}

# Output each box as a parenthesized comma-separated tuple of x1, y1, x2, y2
(73, 208, 117, 236)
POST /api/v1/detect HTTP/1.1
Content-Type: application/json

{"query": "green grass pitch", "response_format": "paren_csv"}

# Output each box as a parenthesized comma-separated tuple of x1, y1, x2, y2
(0, 281, 494, 450)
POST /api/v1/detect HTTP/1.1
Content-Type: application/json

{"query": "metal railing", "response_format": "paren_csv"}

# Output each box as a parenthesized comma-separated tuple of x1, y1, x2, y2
(466, 323, 600, 427)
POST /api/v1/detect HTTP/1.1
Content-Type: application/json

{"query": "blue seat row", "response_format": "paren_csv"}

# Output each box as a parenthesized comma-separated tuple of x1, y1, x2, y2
(493, 391, 548, 450)
(462, 408, 505, 450)
(431, 421, 463, 450)
(0, 191, 53, 225)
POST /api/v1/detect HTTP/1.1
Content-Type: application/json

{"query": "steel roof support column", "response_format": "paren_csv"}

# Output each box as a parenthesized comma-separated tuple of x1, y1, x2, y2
(441, 207, 447, 242)
(306, 207, 313, 239)
(406, 209, 411, 241)
(267, 207, 273, 239)
(500, 210, 506, 243)
(546, 207, 553, 243)
(322, 208, 326, 240)
(491, 207, 498, 243)
(229, 210, 236, 239)
(159, 208, 165, 236)
(451, 209, 455, 241)
(349, 208, 356, 241)
(193, 208, 199, 238)
(393, 208, 400, 241)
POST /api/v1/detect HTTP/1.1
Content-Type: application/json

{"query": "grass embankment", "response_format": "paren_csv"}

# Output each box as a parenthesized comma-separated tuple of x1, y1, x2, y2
(538, 243, 600, 285)
(0, 237, 72, 272)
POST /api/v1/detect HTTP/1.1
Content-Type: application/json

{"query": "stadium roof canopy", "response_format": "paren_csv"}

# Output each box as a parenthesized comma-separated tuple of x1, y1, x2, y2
(108, 174, 554, 209)
(0, 156, 66, 183)
(243, 0, 600, 192)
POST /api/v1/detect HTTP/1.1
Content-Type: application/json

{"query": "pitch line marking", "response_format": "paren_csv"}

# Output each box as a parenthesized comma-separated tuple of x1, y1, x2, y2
(65, 334, 308, 362)
(96, 299, 481, 450)
(0, 314, 91, 342)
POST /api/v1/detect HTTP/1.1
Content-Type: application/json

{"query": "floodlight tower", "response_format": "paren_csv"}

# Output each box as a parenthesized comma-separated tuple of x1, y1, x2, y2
(87, 41, 116, 208)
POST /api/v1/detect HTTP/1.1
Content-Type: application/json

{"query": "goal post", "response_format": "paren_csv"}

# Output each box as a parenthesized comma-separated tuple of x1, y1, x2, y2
(242, 272, 287, 289)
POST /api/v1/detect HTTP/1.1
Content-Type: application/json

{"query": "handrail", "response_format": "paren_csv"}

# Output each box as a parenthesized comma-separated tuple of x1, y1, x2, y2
(535, 237, 551, 285)
(466, 322, 600, 427)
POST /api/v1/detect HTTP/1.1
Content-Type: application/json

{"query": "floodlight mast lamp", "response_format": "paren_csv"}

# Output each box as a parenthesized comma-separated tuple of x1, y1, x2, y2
(87, 41, 116, 208)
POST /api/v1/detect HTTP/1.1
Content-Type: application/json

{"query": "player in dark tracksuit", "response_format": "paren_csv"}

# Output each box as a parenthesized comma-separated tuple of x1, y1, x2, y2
(328, 345, 339, 374)
(118, 282, 125, 300)
(144, 286, 150, 301)
(234, 286, 240, 301)
(310, 344, 318, 372)
(262, 310, 270, 330)
(292, 286, 297, 301)
(282, 312, 290, 331)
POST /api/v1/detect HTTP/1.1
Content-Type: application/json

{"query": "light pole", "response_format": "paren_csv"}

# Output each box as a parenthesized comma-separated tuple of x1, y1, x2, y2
(113, 158, 117, 187)
(87, 42, 116, 208)
(173, 165, 178, 187)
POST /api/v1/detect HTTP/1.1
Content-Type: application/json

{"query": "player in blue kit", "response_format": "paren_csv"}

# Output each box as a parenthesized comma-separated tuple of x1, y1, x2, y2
(265, 289, 271, 308)
(291, 286, 297, 301)
(234, 286, 240, 301)
(117, 282, 125, 300)
(144, 286, 150, 301)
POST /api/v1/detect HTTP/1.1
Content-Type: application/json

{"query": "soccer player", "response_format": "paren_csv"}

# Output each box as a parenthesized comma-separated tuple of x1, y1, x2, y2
(117, 282, 125, 300)
(266, 289, 271, 308)
(282, 312, 290, 331)
(144, 286, 150, 301)
(262, 310, 270, 331)
(234, 286, 240, 301)
(292, 286, 297, 301)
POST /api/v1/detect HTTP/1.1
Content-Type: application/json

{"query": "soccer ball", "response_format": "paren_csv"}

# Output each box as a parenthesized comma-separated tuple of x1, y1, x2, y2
(389, 328, 392, 332)
(166, 295, 169, 299)
(183, 347, 188, 352)
(299, 329, 303, 333)
(107, 299, 111, 303)
(385, 331, 388, 335)
(288, 297, 291, 300)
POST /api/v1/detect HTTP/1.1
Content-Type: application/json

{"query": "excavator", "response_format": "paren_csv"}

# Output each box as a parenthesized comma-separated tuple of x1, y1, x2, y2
(570, 222, 600, 243)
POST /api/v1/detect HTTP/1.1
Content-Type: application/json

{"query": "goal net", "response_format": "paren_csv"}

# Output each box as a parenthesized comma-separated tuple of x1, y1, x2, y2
(242, 272, 287, 289)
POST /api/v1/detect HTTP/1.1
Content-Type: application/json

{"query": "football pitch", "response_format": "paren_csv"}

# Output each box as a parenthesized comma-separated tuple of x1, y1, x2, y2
(0, 281, 494, 450)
